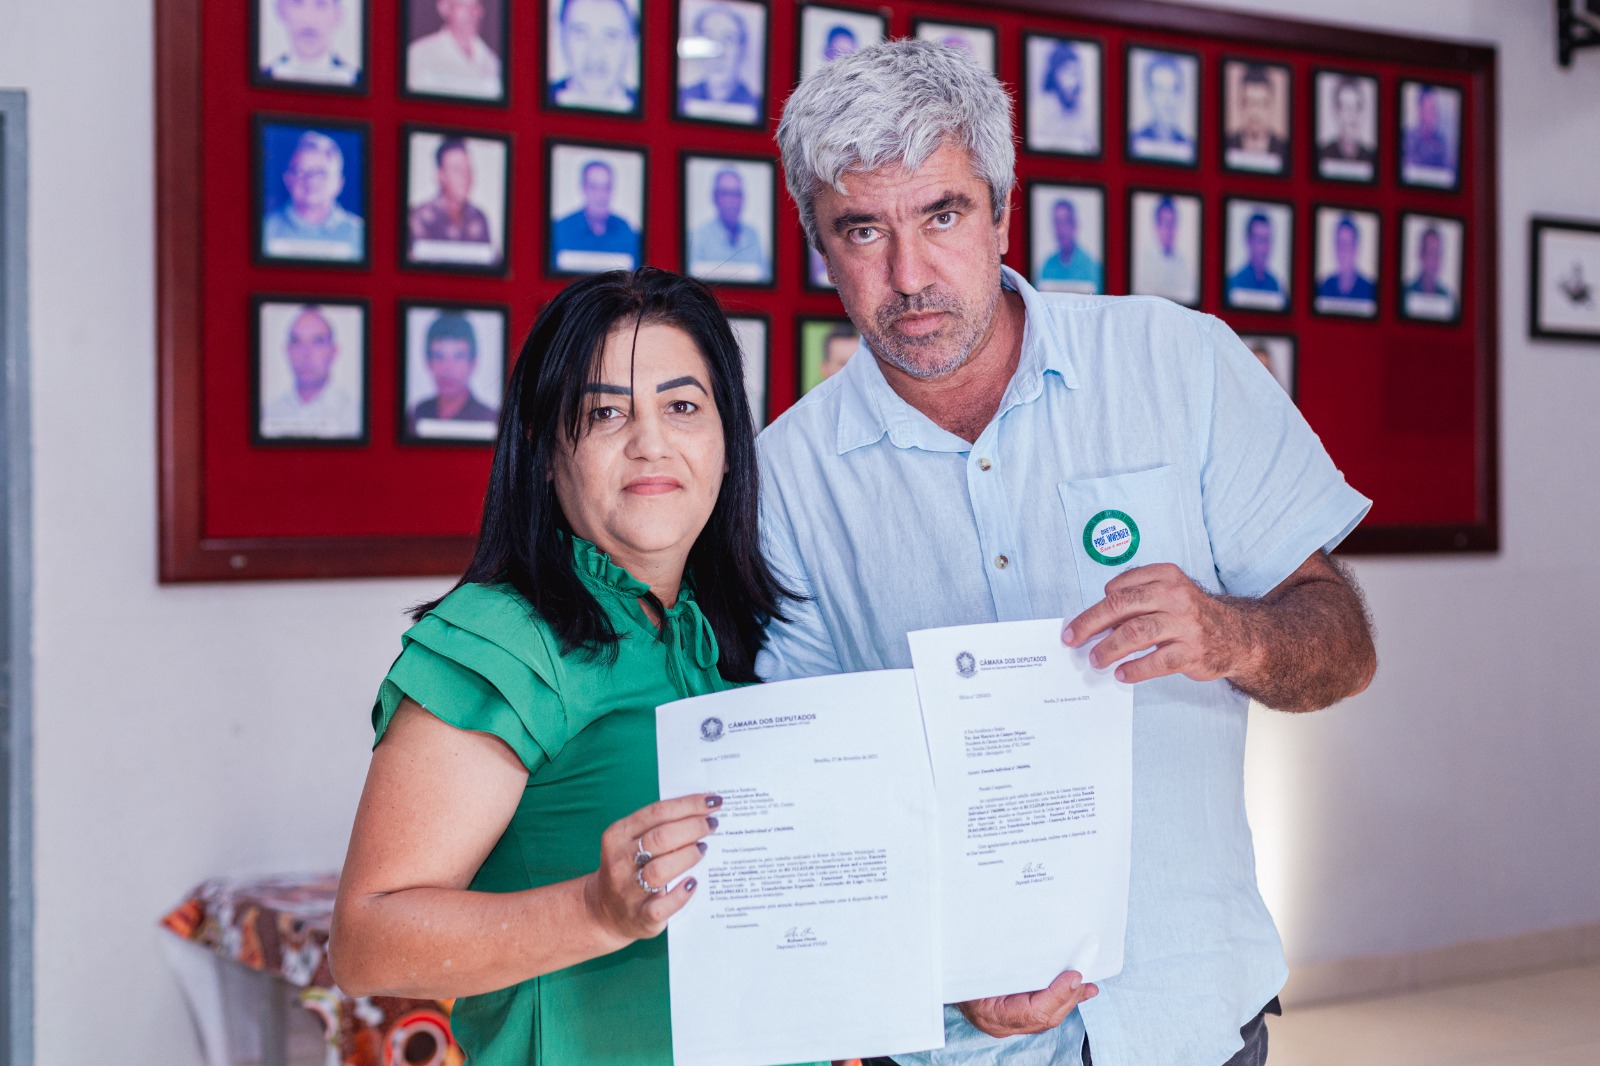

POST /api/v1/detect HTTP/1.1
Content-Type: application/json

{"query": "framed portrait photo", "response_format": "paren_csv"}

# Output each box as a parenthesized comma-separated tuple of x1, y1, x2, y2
(1237, 333, 1297, 400)
(796, 316, 860, 397)
(401, 127, 510, 274)
(1312, 205, 1381, 319)
(545, 0, 642, 117)
(726, 314, 770, 429)
(398, 301, 507, 444)
(1398, 212, 1465, 325)
(682, 154, 775, 287)
(1027, 182, 1105, 295)
(1314, 69, 1379, 183)
(1125, 45, 1200, 168)
(1127, 189, 1202, 308)
(1023, 34, 1102, 159)
(797, 4, 885, 81)
(1530, 216, 1600, 343)
(805, 245, 835, 291)
(252, 0, 367, 92)
(912, 19, 997, 72)
(251, 295, 368, 445)
(1221, 58, 1291, 176)
(401, 0, 508, 104)
(675, 0, 769, 128)
(1223, 197, 1294, 314)
(254, 115, 369, 267)
(1398, 79, 1462, 191)
(546, 141, 647, 276)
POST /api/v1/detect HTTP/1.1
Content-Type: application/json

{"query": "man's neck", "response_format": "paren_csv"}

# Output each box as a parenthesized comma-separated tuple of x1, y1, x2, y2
(295, 381, 328, 404)
(293, 202, 333, 226)
(879, 288, 1027, 444)
(448, 27, 476, 53)
(436, 391, 470, 419)
(585, 210, 608, 235)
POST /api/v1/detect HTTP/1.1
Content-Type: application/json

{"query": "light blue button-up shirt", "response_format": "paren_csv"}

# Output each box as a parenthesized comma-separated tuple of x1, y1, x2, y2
(756, 267, 1370, 1066)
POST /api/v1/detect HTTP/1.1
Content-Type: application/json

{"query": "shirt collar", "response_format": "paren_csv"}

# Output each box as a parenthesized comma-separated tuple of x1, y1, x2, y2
(833, 265, 1079, 456)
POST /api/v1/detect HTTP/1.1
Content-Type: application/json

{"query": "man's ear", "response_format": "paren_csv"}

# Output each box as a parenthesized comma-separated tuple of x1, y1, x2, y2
(996, 191, 1014, 257)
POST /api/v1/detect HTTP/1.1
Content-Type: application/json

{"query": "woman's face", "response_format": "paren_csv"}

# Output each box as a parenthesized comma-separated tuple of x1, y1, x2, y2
(551, 321, 727, 578)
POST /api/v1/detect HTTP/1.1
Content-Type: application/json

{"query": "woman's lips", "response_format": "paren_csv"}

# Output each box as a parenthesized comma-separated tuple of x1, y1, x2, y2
(626, 476, 682, 496)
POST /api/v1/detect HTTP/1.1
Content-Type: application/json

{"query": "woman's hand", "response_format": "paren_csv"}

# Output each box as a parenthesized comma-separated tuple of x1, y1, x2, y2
(584, 793, 722, 943)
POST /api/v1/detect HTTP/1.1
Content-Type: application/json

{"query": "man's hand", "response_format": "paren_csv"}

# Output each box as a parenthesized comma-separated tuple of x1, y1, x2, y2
(1063, 552, 1376, 713)
(957, 970, 1099, 1038)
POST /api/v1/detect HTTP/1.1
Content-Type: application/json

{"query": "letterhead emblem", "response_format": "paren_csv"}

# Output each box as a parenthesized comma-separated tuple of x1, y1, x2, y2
(1083, 509, 1140, 566)
(956, 651, 977, 678)
(699, 716, 724, 742)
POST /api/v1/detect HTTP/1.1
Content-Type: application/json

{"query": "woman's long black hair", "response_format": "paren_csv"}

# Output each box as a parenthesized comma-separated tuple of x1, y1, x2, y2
(413, 268, 794, 683)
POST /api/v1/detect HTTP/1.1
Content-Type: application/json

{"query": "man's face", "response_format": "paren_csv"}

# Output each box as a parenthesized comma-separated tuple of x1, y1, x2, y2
(1335, 224, 1358, 274)
(1053, 202, 1077, 254)
(1148, 64, 1181, 127)
(284, 147, 343, 213)
(821, 335, 856, 378)
(426, 337, 476, 399)
(562, 0, 633, 95)
(1053, 56, 1081, 108)
(1240, 81, 1273, 137)
(581, 164, 614, 216)
(287, 310, 337, 390)
(1247, 218, 1273, 270)
(1420, 232, 1442, 280)
(276, 0, 342, 61)
(1155, 205, 1177, 253)
(1335, 85, 1363, 141)
(812, 141, 1008, 382)
(436, 0, 483, 36)
(712, 172, 744, 229)
(699, 9, 744, 80)
(437, 147, 473, 203)
(823, 28, 857, 62)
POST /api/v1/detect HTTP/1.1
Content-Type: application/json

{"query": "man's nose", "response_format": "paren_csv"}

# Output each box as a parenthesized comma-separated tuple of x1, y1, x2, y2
(887, 234, 936, 295)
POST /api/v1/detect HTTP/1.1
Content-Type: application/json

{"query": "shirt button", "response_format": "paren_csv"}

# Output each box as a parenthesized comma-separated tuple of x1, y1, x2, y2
(994, 555, 1009, 569)
(977, 458, 992, 471)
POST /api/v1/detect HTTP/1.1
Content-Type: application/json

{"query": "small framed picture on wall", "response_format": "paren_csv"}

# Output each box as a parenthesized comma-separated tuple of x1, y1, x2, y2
(796, 316, 860, 397)
(1312, 206, 1381, 319)
(726, 314, 770, 429)
(546, 0, 642, 116)
(797, 4, 886, 81)
(253, 0, 367, 92)
(401, 0, 508, 104)
(1399, 212, 1464, 324)
(398, 301, 507, 444)
(1530, 216, 1600, 343)
(1221, 58, 1291, 176)
(402, 127, 510, 274)
(682, 154, 776, 287)
(675, 0, 769, 127)
(1023, 34, 1103, 159)
(1314, 70, 1379, 183)
(1237, 333, 1297, 400)
(252, 296, 368, 445)
(1128, 189, 1202, 308)
(547, 141, 647, 276)
(1223, 197, 1294, 313)
(1398, 79, 1462, 191)
(1125, 45, 1200, 167)
(912, 19, 997, 72)
(1027, 182, 1105, 295)
(254, 116, 369, 267)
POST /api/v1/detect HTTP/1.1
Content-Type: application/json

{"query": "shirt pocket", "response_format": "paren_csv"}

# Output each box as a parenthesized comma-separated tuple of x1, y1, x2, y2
(1058, 464, 1194, 608)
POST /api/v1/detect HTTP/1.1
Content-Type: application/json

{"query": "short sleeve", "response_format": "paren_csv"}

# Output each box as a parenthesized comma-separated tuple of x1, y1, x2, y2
(1199, 316, 1372, 598)
(372, 585, 571, 773)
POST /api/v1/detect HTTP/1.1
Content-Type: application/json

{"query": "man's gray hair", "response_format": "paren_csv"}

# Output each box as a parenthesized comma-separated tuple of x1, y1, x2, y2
(777, 38, 1015, 250)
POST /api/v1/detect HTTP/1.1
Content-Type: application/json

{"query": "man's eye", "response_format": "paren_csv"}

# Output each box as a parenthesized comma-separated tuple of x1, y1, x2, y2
(930, 212, 958, 229)
(848, 227, 880, 244)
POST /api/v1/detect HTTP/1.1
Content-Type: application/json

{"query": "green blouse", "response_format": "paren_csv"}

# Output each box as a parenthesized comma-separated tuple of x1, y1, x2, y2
(371, 537, 732, 1065)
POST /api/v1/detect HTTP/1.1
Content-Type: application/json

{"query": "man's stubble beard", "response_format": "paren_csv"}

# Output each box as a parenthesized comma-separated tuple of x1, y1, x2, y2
(842, 246, 1004, 383)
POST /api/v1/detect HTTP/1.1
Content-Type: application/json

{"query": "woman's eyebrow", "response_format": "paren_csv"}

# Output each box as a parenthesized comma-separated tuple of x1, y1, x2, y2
(581, 382, 632, 396)
(655, 375, 708, 394)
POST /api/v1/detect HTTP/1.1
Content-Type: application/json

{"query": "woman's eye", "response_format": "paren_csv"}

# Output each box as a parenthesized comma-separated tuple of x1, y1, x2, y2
(589, 405, 623, 422)
(667, 399, 700, 415)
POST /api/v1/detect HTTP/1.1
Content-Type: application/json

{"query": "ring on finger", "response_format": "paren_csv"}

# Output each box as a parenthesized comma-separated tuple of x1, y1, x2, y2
(636, 869, 662, 895)
(634, 838, 652, 867)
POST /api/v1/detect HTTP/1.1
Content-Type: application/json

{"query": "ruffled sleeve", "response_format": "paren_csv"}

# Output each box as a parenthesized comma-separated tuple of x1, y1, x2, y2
(372, 584, 572, 772)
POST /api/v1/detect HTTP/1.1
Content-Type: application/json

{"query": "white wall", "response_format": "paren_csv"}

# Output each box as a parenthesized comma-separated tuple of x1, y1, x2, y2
(2, 0, 1597, 1063)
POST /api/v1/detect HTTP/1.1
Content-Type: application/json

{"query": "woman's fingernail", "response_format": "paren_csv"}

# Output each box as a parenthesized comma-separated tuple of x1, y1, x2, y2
(706, 815, 719, 831)
(705, 795, 723, 808)
(684, 878, 697, 892)
(697, 841, 708, 854)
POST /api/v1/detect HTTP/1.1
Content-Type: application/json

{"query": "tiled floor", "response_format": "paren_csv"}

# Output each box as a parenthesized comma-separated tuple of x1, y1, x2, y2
(1268, 962, 1600, 1065)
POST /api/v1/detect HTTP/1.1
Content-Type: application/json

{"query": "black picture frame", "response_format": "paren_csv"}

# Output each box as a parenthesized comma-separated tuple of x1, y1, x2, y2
(911, 17, 999, 72)
(1025, 179, 1107, 296)
(1125, 187, 1205, 309)
(1310, 203, 1382, 320)
(249, 0, 370, 95)
(1021, 32, 1105, 161)
(795, 314, 859, 398)
(1529, 216, 1600, 343)
(726, 312, 772, 429)
(1397, 210, 1466, 327)
(1222, 195, 1295, 316)
(680, 151, 778, 289)
(1219, 55, 1293, 179)
(396, 299, 510, 447)
(1311, 67, 1380, 185)
(398, 124, 513, 277)
(1124, 43, 1202, 170)
(252, 113, 372, 270)
(543, 0, 644, 119)
(796, 3, 888, 84)
(399, 0, 511, 107)
(249, 293, 370, 447)
(1396, 77, 1463, 193)
(1235, 332, 1299, 402)
(544, 139, 650, 278)
(672, 0, 771, 129)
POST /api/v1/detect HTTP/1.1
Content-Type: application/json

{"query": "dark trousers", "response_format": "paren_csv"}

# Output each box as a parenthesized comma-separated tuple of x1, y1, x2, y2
(861, 998, 1281, 1066)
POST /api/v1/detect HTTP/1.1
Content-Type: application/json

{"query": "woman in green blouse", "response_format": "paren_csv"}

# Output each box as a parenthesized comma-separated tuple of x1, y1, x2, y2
(330, 269, 794, 1063)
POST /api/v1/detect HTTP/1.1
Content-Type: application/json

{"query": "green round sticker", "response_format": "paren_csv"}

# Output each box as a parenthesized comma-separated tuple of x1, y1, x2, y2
(1083, 509, 1140, 566)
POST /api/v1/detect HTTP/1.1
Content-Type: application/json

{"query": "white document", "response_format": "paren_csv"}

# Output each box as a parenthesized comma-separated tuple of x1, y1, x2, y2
(657, 671, 945, 1066)
(908, 618, 1134, 1003)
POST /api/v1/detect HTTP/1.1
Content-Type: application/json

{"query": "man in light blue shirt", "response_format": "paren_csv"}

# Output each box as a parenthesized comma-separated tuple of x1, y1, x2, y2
(1037, 197, 1101, 293)
(767, 40, 1376, 1066)
(262, 130, 365, 261)
(687, 167, 769, 282)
